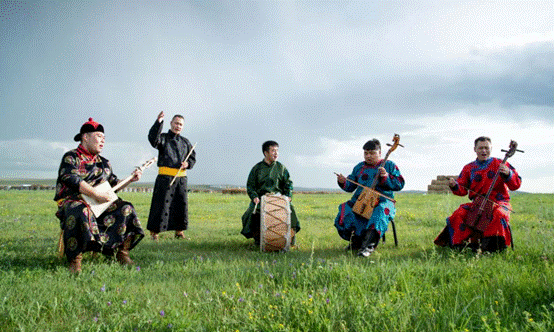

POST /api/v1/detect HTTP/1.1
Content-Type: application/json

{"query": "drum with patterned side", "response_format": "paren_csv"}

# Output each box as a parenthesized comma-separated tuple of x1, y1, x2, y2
(260, 194, 294, 252)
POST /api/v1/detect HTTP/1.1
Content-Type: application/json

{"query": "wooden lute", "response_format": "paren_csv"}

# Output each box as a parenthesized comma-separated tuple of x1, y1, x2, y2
(83, 157, 157, 217)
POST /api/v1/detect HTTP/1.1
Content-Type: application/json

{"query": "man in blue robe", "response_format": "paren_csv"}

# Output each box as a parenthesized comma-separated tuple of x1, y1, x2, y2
(335, 139, 404, 257)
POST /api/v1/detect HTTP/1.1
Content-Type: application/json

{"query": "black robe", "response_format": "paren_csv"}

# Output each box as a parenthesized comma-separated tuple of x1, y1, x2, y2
(54, 145, 144, 260)
(147, 120, 196, 233)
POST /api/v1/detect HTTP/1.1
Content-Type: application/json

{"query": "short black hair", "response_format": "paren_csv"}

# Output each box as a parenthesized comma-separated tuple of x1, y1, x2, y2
(363, 139, 381, 151)
(172, 114, 184, 121)
(262, 140, 279, 153)
(474, 136, 491, 146)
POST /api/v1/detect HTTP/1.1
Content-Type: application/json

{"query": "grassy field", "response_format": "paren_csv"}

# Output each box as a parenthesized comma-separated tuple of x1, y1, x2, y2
(0, 190, 553, 331)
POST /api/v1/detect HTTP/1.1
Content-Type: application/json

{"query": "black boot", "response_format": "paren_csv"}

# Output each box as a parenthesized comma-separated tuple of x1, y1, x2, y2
(346, 235, 362, 251)
(479, 236, 507, 253)
(358, 229, 380, 257)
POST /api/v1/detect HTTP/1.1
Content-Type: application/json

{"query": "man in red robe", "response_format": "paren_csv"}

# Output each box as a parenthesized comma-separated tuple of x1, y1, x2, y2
(434, 136, 522, 252)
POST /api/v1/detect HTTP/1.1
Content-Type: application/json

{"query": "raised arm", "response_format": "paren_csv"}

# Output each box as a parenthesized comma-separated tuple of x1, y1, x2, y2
(148, 112, 165, 149)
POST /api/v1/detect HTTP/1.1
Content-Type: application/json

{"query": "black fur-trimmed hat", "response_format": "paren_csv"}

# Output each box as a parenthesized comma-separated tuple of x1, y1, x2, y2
(74, 118, 104, 141)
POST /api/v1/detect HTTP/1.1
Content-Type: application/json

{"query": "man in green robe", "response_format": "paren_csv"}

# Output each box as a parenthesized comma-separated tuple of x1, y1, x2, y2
(241, 141, 300, 246)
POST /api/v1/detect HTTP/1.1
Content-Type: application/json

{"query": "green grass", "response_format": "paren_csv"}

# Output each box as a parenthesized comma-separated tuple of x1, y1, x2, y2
(0, 191, 553, 331)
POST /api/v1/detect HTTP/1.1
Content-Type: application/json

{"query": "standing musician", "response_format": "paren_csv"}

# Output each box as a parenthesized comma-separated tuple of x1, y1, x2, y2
(241, 140, 301, 247)
(434, 136, 522, 252)
(54, 118, 145, 274)
(147, 111, 196, 240)
(335, 138, 405, 257)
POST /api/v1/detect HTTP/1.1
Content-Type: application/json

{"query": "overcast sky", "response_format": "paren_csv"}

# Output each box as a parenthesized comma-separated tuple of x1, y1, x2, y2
(1, 1, 553, 193)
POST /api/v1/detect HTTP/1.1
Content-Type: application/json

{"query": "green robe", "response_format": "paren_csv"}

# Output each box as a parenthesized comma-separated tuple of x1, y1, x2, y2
(241, 160, 300, 238)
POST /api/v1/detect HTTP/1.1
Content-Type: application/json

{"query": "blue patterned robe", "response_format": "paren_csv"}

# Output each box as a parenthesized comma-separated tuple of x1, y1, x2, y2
(334, 160, 404, 241)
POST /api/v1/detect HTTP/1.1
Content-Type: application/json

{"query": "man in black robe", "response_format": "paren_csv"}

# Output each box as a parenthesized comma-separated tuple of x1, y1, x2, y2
(54, 118, 145, 273)
(147, 111, 196, 240)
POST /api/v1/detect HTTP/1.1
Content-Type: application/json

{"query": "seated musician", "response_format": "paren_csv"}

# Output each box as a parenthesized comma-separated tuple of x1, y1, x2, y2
(434, 136, 521, 252)
(54, 118, 145, 273)
(335, 139, 405, 257)
(241, 141, 301, 247)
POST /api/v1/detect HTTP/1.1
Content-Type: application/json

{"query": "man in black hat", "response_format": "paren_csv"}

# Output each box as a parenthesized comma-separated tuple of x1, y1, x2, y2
(54, 118, 145, 273)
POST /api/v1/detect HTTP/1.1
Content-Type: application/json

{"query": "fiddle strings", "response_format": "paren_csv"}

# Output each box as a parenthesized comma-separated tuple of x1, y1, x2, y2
(333, 172, 396, 203)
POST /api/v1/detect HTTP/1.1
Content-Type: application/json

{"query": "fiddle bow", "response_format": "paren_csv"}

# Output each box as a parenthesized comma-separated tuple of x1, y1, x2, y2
(463, 140, 523, 235)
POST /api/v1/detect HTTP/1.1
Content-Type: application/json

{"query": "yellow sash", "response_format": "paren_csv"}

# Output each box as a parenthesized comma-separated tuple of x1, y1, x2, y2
(158, 166, 187, 177)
